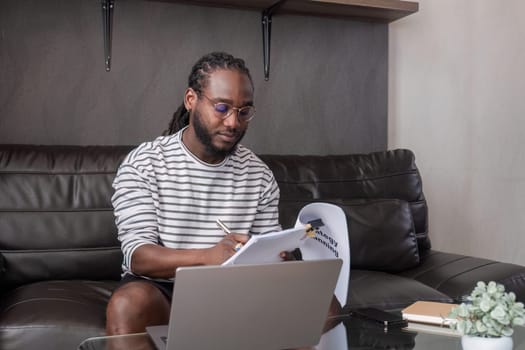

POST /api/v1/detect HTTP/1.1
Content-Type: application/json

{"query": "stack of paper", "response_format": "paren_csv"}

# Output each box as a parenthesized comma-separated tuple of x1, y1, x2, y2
(404, 321, 461, 337)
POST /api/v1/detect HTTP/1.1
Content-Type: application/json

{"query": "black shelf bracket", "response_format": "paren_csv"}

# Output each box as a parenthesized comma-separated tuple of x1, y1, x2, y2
(262, 0, 287, 81)
(101, 0, 115, 72)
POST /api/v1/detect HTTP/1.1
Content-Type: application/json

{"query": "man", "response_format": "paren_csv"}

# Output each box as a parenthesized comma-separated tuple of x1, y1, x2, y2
(105, 52, 282, 335)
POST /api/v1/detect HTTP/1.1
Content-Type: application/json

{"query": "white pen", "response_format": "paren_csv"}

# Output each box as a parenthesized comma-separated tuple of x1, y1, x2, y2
(216, 219, 244, 251)
(215, 218, 232, 234)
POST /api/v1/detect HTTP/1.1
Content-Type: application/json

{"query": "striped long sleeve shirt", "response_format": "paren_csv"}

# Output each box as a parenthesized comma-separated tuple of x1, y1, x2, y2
(111, 128, 281, 278)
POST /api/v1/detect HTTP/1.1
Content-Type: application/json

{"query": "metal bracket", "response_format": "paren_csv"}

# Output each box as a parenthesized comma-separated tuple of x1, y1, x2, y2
(101, 0, 115, 72)
(262, 0, 287, 81)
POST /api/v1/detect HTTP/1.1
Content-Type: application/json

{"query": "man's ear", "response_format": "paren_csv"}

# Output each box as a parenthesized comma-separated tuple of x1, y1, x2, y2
(184, 88, 197, 111)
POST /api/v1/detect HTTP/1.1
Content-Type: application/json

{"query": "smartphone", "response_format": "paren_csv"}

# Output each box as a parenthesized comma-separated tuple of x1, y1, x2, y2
(351, 307, 408, 328)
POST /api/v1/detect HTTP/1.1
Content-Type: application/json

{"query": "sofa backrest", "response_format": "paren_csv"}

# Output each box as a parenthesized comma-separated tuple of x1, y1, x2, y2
(0, 145, 134, 289)
(259, 149, 430, 252)
(0, 145, 430, 288)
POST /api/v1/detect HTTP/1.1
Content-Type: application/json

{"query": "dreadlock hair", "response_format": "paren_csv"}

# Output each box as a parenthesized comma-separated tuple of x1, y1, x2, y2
(163, 52, 254, 135)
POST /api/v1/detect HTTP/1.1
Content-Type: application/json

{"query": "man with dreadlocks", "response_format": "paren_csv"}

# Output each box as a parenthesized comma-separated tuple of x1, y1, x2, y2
(105, 52, 282, 334)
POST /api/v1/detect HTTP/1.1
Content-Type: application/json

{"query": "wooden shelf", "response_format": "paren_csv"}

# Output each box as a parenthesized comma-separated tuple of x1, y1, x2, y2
(152, 0, 419, 23)
(108, 0, 418, 77)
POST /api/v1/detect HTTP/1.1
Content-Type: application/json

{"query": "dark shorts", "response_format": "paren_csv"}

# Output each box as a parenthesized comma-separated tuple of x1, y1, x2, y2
(117, 273, 174, 301)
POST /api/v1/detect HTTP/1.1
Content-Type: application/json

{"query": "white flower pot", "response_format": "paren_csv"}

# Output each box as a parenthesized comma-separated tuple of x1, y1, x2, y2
(461, 335, 513, 350)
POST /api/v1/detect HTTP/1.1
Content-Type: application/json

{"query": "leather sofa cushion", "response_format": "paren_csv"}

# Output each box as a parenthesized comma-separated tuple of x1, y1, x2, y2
(0, 280, 118, 349)
(0, 145, 131, 288)
(280, 199, 420, 272)
(337, 199, 420, 272)
(345, 269, 454, 311)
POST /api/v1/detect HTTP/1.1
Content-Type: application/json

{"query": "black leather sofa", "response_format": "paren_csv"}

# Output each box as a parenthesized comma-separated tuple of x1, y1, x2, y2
(1, 144, 525, 350)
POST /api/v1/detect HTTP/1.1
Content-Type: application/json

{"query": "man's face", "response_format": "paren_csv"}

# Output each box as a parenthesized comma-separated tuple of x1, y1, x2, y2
(191, 105, 246, 161)
(184, 69, 254, 163)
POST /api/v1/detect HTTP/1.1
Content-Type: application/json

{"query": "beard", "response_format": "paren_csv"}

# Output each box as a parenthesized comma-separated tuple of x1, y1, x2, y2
(192, 108, 246, 159)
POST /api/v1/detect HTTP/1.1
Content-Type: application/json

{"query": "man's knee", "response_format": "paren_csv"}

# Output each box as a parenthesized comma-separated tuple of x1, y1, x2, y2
(106, 281, 170, 335)
(108, 282, 152, 311)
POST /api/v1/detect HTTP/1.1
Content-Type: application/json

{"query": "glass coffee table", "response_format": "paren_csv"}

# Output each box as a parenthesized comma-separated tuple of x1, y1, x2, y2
(78, 316, 525, 350)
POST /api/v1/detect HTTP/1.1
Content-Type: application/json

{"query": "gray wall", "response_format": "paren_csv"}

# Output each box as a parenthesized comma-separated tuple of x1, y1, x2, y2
(0, 0, 388, 155)
(389, 0, 525, 266)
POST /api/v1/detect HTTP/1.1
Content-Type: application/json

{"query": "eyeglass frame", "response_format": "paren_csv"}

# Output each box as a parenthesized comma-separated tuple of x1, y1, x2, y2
(197, 93, 256, 123)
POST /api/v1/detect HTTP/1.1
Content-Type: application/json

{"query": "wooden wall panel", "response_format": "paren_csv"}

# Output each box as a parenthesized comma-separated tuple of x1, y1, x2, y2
(0, 0, 387, 155)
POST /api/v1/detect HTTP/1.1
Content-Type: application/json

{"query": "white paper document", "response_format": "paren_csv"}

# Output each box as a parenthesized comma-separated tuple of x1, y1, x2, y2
(294, 202, 350, 306)
(221, 226, 310, 265)
(222, 202, 350, 306)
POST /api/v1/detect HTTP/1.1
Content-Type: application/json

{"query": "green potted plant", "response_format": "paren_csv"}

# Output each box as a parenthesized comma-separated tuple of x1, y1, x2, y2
(449, 281, 525, 350)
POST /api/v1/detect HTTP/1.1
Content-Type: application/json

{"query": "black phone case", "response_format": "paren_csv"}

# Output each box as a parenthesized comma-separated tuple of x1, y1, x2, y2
(351, 308, 407, 327)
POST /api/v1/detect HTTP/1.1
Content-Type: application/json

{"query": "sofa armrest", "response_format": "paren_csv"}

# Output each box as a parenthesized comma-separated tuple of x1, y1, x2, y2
(397, 250, 525, 303)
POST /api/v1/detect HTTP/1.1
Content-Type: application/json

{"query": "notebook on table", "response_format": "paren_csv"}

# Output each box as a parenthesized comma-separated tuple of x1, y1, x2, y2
(401, 301, 458, 326)
(146, 259, 342, 350)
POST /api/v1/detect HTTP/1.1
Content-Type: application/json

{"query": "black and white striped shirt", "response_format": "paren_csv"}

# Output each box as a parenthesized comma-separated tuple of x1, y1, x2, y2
(112, 128, 281, 275)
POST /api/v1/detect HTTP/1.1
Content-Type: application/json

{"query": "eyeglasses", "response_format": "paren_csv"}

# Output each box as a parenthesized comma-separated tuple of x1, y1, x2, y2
(199, 94, 256, 123)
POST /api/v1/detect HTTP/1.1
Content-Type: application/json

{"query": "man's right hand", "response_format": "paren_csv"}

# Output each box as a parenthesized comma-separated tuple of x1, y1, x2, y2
(205, 233, 250, 265)
(129, 233, 250, 279)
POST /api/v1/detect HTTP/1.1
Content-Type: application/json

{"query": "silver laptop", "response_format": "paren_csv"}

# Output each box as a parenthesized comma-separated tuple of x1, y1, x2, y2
(146, 259, 342, 350)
